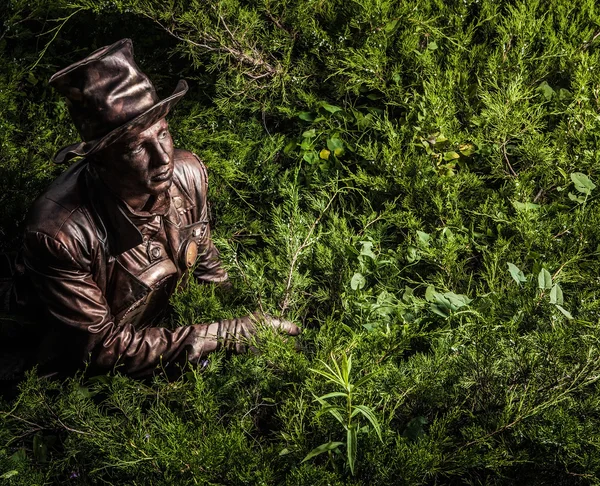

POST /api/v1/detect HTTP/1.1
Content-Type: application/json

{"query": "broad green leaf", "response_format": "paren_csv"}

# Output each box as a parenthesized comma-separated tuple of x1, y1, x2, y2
(302, 441, 344, 463)
(406, 245, 419, 263)
(279, 448, 290, 456)
(443, 151, 460, 161)
(425, 285, 436, 302)
(302, 128, 316, 138)
(359, 241, 376, 260)
(347, 425, 357, 475)
(571, 172, 596, 195)
(417, 230, 430, 246)
(327, 137, 344, 156)
(321, 103, 342, 114)
(537, 268, 552, 290)
(537, 81, 555, 100)
(512, 201, 540, 211)
(507, 263, 527, 284)
(303, 151, 319, 164)
(402, 286, 415, 303)
(427, 41, 438, 50)
(555, 305, 573, 319)
(350, 272, 366, 290)
(568, 192, 586, 203)
(384, 19, 398, 34)
(298, 111, 315, 121)
(550, 284, 564, 305)
(459, 143, 475, 156)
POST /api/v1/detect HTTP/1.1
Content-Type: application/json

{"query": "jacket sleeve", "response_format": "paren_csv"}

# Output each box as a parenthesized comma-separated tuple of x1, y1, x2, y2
(22, 230, 219, 377)
(188, 154, 229, 285)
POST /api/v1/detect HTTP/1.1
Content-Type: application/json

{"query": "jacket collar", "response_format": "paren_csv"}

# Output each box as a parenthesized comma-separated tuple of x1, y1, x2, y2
(84, 163, 194, 256)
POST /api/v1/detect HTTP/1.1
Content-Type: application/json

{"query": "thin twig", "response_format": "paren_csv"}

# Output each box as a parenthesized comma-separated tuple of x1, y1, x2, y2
(280, 190, 342, 313)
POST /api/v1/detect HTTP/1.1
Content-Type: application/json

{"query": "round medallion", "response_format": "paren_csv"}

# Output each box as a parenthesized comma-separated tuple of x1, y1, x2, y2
(183, 240, 198, 268)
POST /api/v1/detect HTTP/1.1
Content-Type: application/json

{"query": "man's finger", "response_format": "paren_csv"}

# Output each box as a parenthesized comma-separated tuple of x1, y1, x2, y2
(252, 313, 301, 336)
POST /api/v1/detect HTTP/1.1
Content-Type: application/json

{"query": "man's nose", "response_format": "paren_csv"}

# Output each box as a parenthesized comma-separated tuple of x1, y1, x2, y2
(150, 138, 170, 166)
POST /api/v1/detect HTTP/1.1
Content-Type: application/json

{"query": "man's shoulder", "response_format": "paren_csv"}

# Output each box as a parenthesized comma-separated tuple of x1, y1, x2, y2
(172, 149, 209, 191)
(25, 160, 92, 242)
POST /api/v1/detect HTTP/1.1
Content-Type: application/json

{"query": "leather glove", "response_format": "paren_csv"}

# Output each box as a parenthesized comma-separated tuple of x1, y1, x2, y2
(188, 313, 300, 360)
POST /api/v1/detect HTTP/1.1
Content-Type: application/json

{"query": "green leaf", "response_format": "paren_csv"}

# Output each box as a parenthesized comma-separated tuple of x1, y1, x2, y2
(512, 201, 540, 211)
(279, 448, 290, 456)
(406, 245, 419, 263)
(298, 111, 315, 121)
(321, 103, 342, 114)
(417, 230, 430, 246)
(319, 392, 348, 400)
(302, 441, 344, 463)
(351, 272, 366, 290)
(507, 263, 527, 284)
(351, 405, 382, 441)
(347, 425, 357, 475)
(555, 305, 573, 319)
(550, 284, 564, 305)
(327, 137, 344, 156)
(303, 151, 319, 164)
(538, 268, 552, 290)
(359, 241, 376, 260)
(443, 151, 460, 161)
(537, 81, 555, 100)
(0, 471, 19, 479)
(425, 285, 436, 302)
(571, 172, 596, 195)
(319, 149, 330, 160)
(427, 41, 438, 50)
(302, 129, 316, 138)
(568, 192, 586, 203)
(458, 143, 475, 156)
(384, 19, 399, 34)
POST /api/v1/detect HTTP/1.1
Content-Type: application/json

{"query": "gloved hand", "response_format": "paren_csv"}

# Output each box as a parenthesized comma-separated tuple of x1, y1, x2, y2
(188, 313, 300, 360)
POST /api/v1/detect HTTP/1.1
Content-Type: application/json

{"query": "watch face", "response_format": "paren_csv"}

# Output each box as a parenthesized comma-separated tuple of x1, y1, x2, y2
(184, 240, 198, 268)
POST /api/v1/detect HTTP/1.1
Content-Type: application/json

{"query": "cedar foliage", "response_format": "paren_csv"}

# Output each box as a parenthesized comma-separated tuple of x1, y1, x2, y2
(2, 0, 600, 483)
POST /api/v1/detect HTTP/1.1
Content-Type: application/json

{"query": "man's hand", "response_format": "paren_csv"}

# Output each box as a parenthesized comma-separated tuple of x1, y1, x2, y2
(249, 312, 301, 336)
(188, 312, 300, 360)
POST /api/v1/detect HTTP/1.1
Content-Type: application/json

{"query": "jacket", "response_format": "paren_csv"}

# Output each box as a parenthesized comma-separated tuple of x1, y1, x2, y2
(18, 149, 228, 377)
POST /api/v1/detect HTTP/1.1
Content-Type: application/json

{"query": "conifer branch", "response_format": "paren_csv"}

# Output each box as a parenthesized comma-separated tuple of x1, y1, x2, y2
(280, 189, 341, 314)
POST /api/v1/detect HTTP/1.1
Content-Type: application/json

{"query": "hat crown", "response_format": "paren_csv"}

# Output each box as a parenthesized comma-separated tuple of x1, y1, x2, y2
(50, 38, 158, 142)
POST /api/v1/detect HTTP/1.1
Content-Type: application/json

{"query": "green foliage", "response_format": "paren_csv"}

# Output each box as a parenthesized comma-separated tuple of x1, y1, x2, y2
(3, 0, 600, 483)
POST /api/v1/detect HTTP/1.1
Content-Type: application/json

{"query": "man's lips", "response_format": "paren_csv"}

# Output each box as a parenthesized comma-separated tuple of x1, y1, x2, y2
(152, 170, 172, 182)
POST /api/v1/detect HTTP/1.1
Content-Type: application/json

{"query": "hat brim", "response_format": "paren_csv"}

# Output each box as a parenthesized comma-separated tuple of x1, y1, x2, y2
(54, 79, 189, 164)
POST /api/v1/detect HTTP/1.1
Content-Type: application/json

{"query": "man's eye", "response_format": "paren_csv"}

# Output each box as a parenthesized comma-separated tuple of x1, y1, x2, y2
(131, 145, 144, 154)
(159, 130, 168, 139)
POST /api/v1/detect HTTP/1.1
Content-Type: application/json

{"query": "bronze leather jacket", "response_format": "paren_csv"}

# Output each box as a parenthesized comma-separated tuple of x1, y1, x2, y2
(18, 149, 228, 377)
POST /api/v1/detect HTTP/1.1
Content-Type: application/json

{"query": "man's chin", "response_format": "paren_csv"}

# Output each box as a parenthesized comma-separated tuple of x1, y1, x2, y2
(148, 177, 173, 194)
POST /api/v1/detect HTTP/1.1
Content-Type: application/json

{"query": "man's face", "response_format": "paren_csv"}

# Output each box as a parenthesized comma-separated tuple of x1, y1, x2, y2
(98, 119, 175, 200)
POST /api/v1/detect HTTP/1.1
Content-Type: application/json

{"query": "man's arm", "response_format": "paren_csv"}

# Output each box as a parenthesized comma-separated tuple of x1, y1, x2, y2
(23, 230, 217, 376)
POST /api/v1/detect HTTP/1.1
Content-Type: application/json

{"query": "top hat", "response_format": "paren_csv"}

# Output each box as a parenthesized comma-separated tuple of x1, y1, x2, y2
(49, 38, 188, 164)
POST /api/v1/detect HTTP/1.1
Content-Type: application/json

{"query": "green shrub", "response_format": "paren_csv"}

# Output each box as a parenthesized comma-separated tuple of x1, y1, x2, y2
(3, 0, 600, 483)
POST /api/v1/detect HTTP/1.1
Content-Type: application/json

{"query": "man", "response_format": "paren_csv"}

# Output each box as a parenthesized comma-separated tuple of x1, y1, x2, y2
(7, 38, 299, 378)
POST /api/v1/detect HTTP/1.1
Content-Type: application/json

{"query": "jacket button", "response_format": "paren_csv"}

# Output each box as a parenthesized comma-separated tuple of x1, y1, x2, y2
(193, 227, 203, 237)
(173, 196, 183, 209)
(151, 247, 162, 259)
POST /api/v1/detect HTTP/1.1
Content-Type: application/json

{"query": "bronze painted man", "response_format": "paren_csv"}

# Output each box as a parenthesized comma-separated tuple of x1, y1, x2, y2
(11, 38, 298, 378)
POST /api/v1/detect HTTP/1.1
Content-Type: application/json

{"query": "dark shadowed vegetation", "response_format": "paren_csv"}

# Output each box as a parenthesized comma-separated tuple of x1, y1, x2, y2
(3, 0, 600, 483)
